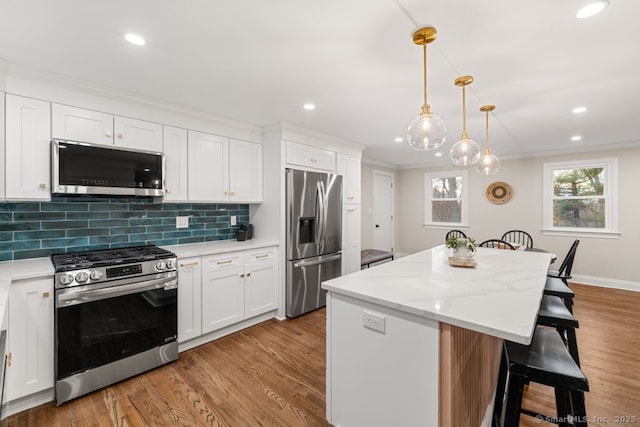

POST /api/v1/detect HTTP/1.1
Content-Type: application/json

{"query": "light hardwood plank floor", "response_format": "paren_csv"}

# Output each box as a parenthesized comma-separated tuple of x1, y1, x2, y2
(8, 283, 640, 426)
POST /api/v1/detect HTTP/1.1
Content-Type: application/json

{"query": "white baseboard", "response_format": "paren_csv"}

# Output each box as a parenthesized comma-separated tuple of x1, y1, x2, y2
(571, 275, 640, 292)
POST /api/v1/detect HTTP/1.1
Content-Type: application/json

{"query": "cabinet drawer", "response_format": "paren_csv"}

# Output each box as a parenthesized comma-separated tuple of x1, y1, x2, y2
(202, 252, 244, 271)
(246, 249, 275, 264)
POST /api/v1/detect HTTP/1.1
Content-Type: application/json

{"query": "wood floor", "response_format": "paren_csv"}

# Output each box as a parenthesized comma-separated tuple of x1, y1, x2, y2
(8, 283, 640, 426)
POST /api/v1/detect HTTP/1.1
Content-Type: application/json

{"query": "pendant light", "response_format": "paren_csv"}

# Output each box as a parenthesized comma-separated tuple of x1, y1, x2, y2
(406, 26, 446, 151)
(450, 75, 481, 166)
(476, 104, 501, 175)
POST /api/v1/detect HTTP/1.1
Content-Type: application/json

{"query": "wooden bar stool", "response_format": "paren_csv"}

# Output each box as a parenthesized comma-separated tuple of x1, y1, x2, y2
(492, 327, 589, 427)
(537, 295, 581, 366)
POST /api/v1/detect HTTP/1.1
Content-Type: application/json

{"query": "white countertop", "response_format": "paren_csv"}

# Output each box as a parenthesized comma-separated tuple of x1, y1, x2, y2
(163, 238, 279, 259)
(322, 244, 552, 344)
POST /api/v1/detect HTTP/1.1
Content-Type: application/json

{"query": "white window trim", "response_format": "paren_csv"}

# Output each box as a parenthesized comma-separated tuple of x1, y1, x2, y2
(542, 158, 619, 238)
(424, 170, 469, 229)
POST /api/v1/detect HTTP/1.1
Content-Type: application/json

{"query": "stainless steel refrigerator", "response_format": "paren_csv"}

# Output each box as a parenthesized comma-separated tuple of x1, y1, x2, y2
(286, 168, 342, 318)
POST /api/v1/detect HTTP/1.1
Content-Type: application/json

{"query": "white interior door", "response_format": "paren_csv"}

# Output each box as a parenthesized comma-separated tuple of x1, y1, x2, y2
(373, 171, 394, 252)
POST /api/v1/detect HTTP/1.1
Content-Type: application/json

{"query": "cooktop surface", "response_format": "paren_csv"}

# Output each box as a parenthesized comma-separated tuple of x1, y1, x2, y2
(51, 245, 175, 271)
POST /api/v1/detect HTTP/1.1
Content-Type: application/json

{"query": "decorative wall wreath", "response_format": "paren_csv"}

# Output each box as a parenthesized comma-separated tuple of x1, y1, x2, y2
(486, 181, 512, 204)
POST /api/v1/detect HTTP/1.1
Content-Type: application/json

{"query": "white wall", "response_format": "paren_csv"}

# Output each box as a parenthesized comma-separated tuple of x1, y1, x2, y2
(394, 147, 640, 287)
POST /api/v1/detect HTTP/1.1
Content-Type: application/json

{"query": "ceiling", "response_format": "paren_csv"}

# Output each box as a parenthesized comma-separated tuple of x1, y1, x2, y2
(0, 0, 638, 168)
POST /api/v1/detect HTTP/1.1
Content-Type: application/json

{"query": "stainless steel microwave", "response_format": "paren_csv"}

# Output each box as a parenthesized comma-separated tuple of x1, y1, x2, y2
(51, 139, 165, 197)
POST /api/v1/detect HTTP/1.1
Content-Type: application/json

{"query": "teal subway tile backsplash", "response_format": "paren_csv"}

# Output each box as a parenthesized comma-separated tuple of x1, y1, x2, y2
(0, 196, 249, 261)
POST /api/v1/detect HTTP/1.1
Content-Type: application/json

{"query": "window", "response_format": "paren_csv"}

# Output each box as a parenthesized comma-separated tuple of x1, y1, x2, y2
(424, 170, 468, 228)
(542, 158, 618, 237)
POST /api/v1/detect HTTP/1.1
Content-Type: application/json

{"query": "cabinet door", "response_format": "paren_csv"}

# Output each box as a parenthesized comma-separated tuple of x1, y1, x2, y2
(6, 278, 54, 401)
(177, 258, 202, 342)
(163, 126, 189, 201)
(338, 154, 361, 205)
(0, 91, 5, 199)
(229, 139, 262, 202)
(114, 116, 163, 152)
(188, 131, 229, 201)
(342, 206, 362, 275)
(286, 141, 336, 172)
(244, 248, 278, 318)
(51, 104, 113, 145)
(311, 147, 336, 172)
(5, 95, 51, 200)
(201, 254, 244, 333)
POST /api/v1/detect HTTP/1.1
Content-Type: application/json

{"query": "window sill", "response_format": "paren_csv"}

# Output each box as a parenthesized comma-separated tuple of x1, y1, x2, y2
(423, 223, 470, 230)
(541, 228, 620, 239)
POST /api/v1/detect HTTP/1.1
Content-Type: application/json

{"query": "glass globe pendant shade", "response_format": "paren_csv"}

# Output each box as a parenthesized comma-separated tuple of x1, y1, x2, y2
(476, 149, 501, 175)
(407, 110, 447, 151)
(450, 136, 481, 166)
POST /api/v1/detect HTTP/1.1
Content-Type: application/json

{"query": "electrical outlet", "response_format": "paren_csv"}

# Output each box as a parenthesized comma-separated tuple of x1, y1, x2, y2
(363, 310, 386, 333)
(176, 216, 189, 229)
(230, 216, 237, 226)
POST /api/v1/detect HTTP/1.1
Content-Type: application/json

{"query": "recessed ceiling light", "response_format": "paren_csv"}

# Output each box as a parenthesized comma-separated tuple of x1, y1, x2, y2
(435, 152, 443, 157)
(394, 137, 403, 143)
(303, 103, 315, 111)
(571, 135, 582, 141)
(572, 106, 587, 114)
(576, 1, 609, 19)
(124, 33, 146, 46)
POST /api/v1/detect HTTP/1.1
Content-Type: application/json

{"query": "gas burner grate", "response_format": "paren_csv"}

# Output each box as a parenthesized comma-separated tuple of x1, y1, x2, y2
(51, 245, 175, 272)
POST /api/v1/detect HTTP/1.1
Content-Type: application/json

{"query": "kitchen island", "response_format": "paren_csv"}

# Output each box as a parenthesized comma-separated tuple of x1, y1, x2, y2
(322, 244, 552, 427)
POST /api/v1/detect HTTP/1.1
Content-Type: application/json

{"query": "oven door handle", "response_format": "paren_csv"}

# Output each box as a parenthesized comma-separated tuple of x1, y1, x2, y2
(57, 276, 177, 307)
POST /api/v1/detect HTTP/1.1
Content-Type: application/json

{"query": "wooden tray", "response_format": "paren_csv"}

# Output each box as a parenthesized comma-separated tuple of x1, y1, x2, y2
(448, 257, 477, 268)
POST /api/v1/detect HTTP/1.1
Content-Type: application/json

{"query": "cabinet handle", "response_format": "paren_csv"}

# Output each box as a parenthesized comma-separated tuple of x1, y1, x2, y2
(117, 133, 123, 139)
(105, 131, 112, 137)
(255, 254, 269, 259)
(7, 352, 11, 367)
(179, 262, 199, 267)
(39, 183, 47, 190)
(246, 273, 251, 277)
(43, 291, 50, 298)
(166, 188, 171, 193)
(230, 191, 235, 196)
(240, 273, 245, 278)
(224, 191, 229, 195)
(217, 259, 233, 265)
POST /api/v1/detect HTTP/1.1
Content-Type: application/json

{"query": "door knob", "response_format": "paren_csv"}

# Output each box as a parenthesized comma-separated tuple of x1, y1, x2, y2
(375, 224, 380, 228)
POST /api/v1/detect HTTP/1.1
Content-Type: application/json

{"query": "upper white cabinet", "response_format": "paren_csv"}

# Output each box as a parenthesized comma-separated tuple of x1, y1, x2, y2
(5, 94, 51, 200)
(114, 115, 163, 152)
(286, 140, 335, 172)
(229, 139, 262, 202)
(0, 91, 5, 199)
(188, 131, 262, 203)
(163, 126, 189, 201)
(52, 104, 113, 145)
(188, 130, 229, 201)
(52, 104, 163, 151)
(6, 277, 54, 401)
(337, 153, 361, 204)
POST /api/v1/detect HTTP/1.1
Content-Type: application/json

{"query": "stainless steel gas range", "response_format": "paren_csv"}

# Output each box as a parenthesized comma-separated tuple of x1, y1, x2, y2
(52, 245, 178, 405)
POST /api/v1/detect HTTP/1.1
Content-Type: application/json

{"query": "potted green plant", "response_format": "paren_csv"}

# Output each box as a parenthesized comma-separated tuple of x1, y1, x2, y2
(446, 236, 477, 260)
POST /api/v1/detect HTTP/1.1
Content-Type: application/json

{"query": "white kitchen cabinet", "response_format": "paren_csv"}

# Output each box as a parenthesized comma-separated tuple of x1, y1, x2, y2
(229, 139, 262, 202)
(177, 257, 202, 342)
(0, 91, 5, 200)
(342, 206, 362, 275)
(286, 140, 335, 172)
(244, 248, 278, 318)
(337, 153, 361, 204)
(187, 130, 229, 201)
(201, 252, 245, 333)
(5, 94, 51, 200)
(163, 126, 189, 201)
(114, 116, 163, 152)
(6, 277, 54, 401)
(51, 103, 113, 145)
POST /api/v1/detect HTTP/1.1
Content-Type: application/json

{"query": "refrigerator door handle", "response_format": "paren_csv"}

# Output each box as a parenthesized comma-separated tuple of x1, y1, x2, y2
(316, 181, 326, 253)
(293, 253, 341, 268)
(320, 180, 328, 248)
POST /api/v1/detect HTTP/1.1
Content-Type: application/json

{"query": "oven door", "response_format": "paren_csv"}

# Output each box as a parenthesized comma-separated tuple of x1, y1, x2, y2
(55, 274, 177, 380)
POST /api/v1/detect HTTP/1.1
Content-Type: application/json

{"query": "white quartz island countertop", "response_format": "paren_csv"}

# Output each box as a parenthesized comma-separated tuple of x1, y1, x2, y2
(322, 244, 552, 344)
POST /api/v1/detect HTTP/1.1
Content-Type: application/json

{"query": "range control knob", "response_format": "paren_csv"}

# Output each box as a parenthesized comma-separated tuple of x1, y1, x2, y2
(90, 270, 103, 280)
(165, 259, 175, 269)
(58, 273, 74, 286)
(155, 261, 167, 271)
(75, 271, 89, 283)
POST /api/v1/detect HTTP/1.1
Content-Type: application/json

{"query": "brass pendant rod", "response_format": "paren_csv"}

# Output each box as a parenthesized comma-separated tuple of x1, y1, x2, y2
(462, 84, 467, 133)
(422, 42, 428, 107)
(485, 108, 489, 149)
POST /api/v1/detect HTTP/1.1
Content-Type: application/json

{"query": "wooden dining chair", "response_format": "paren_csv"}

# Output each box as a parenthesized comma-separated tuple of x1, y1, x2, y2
(445, 229, 467, 241)
(501, 230, 533, 249)
(479, 239, 515, 250)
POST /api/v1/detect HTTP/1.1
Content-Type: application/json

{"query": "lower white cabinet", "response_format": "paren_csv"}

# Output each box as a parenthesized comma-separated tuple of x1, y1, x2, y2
(342, 205, 362, 275)
(177, 246, 278, 343)
(6, 277, 54, 401)
(177, 258, 202, 342)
